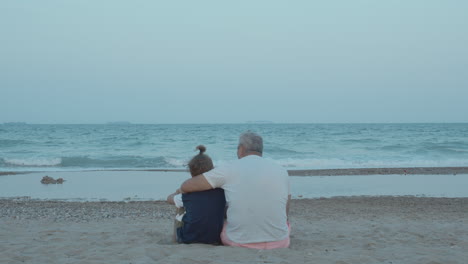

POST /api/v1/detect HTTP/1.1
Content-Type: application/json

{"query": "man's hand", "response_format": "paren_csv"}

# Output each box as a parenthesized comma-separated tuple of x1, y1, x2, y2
(180, 174, 213, 193)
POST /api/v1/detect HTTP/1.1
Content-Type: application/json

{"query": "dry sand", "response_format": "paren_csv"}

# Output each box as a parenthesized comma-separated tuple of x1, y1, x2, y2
(1, 197, 467, 264)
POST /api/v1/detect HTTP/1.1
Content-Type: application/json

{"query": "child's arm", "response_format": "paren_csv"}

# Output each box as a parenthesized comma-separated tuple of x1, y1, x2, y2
(167, 189, 184, 208)
(167, 192, 177, 205)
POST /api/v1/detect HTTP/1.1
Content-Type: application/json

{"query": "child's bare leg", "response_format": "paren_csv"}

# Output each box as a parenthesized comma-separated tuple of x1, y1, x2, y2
(173, 207, 185, 243)
(172, 219, 178, 243)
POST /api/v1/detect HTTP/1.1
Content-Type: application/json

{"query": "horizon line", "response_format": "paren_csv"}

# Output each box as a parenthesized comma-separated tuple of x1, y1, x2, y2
(2, 122, 468, 125)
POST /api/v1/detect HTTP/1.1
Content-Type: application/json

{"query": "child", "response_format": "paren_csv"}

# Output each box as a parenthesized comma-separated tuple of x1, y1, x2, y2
(166, 145, 226, 244)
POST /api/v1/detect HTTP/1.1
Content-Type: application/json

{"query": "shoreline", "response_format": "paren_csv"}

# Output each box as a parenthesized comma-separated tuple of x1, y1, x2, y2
(1, 166, 468, 177)
(1, 170, 468, 201)
(288, 166, 468, 176)
(1, 196, 467, 263)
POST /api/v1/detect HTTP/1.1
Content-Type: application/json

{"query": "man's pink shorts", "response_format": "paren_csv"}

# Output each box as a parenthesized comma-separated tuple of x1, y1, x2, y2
(220, 222, 291, 249)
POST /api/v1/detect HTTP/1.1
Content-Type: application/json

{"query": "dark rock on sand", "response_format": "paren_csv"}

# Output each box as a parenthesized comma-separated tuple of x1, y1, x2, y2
(41, 176, 65, 184)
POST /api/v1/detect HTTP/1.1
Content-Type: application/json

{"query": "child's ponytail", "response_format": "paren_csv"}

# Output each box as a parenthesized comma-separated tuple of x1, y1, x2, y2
(196, 145, 206, 155)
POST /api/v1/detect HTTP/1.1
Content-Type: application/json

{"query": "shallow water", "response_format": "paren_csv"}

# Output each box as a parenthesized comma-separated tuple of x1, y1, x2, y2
(1, 171, 467, 201)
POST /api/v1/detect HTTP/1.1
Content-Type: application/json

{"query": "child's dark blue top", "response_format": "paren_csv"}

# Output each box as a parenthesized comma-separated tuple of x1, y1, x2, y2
(177, 188, 226, 244)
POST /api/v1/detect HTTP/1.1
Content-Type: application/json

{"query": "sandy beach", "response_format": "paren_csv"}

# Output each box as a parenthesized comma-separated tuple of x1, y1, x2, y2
(1, 196, 467, 264)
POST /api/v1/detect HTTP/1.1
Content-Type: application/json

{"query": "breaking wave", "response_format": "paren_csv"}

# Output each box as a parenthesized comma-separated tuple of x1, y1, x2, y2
(0, 156, 187, 169)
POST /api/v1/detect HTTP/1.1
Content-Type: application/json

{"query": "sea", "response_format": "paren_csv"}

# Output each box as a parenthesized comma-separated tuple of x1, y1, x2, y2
(1, 123, 468, 172)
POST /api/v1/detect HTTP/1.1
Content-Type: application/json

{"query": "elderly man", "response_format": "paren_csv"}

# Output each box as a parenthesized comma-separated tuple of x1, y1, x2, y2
(180, 131, 291, 249)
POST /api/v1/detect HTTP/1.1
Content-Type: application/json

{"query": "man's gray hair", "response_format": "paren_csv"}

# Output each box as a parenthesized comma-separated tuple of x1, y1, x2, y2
(239, 131, 263, 154)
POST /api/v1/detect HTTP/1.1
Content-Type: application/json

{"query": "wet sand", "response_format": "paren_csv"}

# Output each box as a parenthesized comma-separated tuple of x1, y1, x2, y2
(1, 197, 467, 264)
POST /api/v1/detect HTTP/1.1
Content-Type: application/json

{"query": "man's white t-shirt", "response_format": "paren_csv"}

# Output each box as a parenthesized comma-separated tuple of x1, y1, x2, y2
(203, 155, 290, 244)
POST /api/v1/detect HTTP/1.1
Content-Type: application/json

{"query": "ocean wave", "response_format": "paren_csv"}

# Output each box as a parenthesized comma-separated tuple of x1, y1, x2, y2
(269, 158, 468, 170)
(266, 146, 313, 155)
(421, 141, 468, 150)
(2, 157, 62, 167)
(1, 156, 467, 170)
(60, 156, 176, 168)
(431, 147, 468, 154)
(2, 124, 468, 171)
(380, 144, 408, 151)
(0, 156, 184, 169)
(438, 140, 468, 148)
(0, 139, 33, 147)
(406, 146, 468, 156)
(340, 138, 382, 144)
(164, 157, 187, 167)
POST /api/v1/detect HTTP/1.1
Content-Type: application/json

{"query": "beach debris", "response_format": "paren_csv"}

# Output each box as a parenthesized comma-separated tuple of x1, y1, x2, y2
(41, 176, 65, 184)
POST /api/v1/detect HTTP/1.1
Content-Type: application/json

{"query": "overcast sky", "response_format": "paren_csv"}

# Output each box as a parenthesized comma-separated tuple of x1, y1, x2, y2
(1, 1, 467, 124)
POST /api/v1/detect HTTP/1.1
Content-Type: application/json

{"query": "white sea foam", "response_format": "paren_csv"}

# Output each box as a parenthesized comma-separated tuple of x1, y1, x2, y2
(3, 158, 62, 167)
(269, 158, 468, 170)
(203, 157, 468, 170)
(164, 157, 187, 167)
(1, 156, 467, 171)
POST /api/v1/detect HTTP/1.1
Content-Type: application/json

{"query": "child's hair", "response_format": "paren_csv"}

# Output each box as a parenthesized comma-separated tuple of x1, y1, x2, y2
(188, 145, 214, 177)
